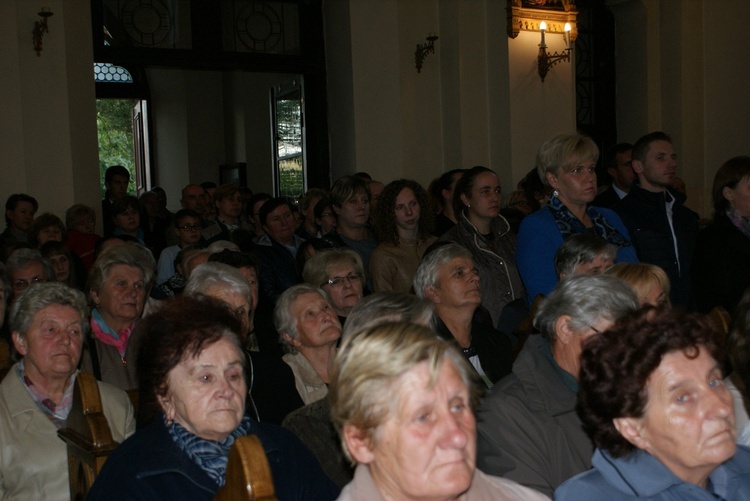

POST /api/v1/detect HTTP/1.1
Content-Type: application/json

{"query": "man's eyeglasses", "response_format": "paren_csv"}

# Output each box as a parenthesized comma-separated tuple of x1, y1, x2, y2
(323, 273, 362, 288)
(14, 276, 45, 292)
(177, 224, 200, 231)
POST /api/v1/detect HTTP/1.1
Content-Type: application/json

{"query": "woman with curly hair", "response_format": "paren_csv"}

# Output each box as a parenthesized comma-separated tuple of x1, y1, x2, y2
(370, 179, 436, 292)
(556, 306, 750, 499)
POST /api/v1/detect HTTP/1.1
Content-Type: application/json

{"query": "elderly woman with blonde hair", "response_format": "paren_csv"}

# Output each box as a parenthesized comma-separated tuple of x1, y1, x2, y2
(302, 248, 365, 325)
(606, 262, 671, 307)
(330, 321, 549, 500)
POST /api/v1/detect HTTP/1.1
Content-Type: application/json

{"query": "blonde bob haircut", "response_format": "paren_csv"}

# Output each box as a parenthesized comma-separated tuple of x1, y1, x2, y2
(302, 248, 364, 289)
(606, 262, 671, 307)
(329, 321, 479, 463)
(536, 133, 599, 188)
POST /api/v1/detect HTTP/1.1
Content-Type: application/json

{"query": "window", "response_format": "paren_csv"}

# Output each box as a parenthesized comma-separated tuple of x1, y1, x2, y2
(272, 77, 305, 199)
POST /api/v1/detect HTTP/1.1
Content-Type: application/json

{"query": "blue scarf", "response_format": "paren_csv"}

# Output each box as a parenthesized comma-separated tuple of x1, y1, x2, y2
(167, 414, 254, 487)
(548, 195, 631, 248)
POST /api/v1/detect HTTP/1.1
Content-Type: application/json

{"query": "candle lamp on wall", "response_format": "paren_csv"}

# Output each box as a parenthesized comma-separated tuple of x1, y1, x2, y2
(33, 7, 54, 57)
(537, 21, 572, 82)
(415, 34, 439, 73)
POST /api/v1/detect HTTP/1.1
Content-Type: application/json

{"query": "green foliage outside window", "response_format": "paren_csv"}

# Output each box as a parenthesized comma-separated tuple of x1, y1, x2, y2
(96, 99, 137, 197)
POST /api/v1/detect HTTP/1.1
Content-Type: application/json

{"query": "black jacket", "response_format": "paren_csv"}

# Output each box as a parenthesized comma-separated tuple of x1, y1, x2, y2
(592, 185, 624, 209)
(435, 316, 513, 388)
(614, 185, 699, 308)
(692, 212, 750, 313)
(87, 414, 339, 500)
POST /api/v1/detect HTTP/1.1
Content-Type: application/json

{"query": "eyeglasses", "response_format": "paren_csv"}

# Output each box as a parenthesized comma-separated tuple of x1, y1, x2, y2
(13, 276, 45, 291)
(323, 273, 362, 288)
(587, 325, 602, 334)
(177, 224, 200, 231)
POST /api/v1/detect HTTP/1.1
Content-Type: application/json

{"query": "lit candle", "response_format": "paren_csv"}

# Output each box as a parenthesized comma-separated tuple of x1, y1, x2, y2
(564, 22, 571, 48)
(540, 21, 546, 47)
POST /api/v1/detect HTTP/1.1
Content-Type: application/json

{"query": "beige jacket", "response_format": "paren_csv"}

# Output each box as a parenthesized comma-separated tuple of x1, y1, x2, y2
(370, 237, 437, 293)
(282, 352, 328, 405)
(0, 365, 135, 501)
(337, 464, 550, 500)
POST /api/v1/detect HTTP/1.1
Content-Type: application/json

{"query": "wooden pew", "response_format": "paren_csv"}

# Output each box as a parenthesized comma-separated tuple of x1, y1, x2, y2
(57, 371, 119, 501)
(214, 435, 278, 501)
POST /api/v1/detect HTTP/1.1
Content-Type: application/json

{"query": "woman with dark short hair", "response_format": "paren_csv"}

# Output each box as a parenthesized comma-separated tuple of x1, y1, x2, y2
(87, 294, 338, 500)
(556, 307, 750, 499)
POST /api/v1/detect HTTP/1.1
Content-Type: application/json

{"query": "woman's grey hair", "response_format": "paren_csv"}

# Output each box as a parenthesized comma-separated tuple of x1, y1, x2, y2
(274, 284, 331, 350)
(342, 292, 435, 341)
(302, 248, 364, 288)
(534, 274, 638, 343)
(6, 248, 55, 282)
(184, 262, 250, 299)
(536, 133, 599, 188)
(206, 240, 240, 253)
(10, 282, 89, 339)
(554, 234, 617, 278)
(87, 243, 155, 296)
(413, 243, 473, 298)
(329, 321, 478, 463)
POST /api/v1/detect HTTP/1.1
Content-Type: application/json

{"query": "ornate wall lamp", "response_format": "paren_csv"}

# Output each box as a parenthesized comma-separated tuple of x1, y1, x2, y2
(33, 7, 54, 56)
(415, 34, 438, 73)
(537, 21, 572, 82)
(506, 0, 578, 82)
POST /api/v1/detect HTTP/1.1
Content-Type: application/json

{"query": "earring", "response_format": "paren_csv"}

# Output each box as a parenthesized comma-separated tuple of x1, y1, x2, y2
(466, 203, 471, 208)
(166, 417, 173, 427)
(552, 190, 559, 197)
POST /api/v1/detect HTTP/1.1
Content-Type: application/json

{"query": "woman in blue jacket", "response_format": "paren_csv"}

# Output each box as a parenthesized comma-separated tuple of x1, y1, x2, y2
(517, 133, 637, 302)
(556, 307, 750, 500)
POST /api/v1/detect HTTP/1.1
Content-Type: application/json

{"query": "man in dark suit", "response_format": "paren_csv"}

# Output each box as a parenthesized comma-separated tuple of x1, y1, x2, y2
(614, 132, 699, 308)
(593, 143, 634, 208)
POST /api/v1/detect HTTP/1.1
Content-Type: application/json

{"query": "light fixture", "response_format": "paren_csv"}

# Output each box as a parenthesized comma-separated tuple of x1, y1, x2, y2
(415, 34, 439, 73)
(537, 21, 572, 82)
(32, 7, 54, 57)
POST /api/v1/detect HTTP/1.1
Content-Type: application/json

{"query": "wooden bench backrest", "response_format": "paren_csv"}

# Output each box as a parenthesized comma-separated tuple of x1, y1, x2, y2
(214, 435, 277, 501)
(57, 371, 119, 501)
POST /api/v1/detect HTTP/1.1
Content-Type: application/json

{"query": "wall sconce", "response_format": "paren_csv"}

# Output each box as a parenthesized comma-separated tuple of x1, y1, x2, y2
(415, 34, 439, 73)
(537, 21, 571, 82)
(33, 7, 54, 57)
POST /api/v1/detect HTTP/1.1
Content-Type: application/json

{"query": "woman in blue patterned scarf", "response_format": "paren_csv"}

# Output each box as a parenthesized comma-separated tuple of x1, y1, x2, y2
(87, 294, 339, 501)
(517, 133, 638, 302)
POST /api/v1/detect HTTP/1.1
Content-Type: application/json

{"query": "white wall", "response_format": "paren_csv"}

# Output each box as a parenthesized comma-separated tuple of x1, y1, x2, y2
(3, 0, 747, 220)
(325, 0, 575, 194)
(0, 0, 100, 225)
(610, 0, 750, 217)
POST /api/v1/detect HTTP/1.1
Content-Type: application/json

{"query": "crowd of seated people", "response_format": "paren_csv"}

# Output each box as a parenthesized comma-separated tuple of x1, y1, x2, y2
(3, 130, 750, 499)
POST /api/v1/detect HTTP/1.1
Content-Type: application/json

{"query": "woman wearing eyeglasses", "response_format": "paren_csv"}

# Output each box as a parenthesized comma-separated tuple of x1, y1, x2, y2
(302, 248, 365, 327)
